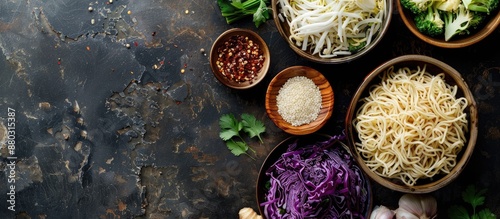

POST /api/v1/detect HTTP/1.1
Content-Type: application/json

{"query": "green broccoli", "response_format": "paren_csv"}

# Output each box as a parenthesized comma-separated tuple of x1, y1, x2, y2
(414, 5, 445, 36)
(401, 0, 436, 14)
(462, 0, 499, 14)
(443, 5, 476, 41)
(436, 0, 462, 11)
(469, 11, 487, 28)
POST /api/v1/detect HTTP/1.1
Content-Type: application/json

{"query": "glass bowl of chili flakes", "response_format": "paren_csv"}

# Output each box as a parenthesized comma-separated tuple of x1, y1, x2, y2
(210, 28, 270, 89)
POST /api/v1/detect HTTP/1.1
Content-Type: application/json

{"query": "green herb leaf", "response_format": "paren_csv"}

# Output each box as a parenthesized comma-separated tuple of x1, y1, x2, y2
(462, 185, 486, 209)
(216, 0, 270, 27)
(217, 0, 237, 14)
(477, 209, 496, 219)
(219, 113, 266, 158)
(241, 113, 266, 143)
(448, 205, 471, 219)
(230, 0, 245, 10)
(226, 140, 248, 156)
(449, 184, 497, 219)
(219, 113, 242, 141)
(253, 0, 270, 28)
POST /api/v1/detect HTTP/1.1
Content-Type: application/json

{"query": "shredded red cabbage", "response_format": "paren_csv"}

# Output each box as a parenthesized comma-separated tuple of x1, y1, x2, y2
(261, 135, 369, 219)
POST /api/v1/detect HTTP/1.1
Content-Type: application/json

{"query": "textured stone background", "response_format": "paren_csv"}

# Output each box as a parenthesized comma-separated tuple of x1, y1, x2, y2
(0, 0, 499, 218)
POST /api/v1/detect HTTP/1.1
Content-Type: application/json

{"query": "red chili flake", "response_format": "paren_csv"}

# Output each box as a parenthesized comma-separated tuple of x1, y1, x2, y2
(176, 101, 182, 105)
(134, 41, 138, 47)
(159, 60, 164, 65)
(183, 63, 187, 68)
(215, 35, 265, 83)
(57, 58, 61, 65)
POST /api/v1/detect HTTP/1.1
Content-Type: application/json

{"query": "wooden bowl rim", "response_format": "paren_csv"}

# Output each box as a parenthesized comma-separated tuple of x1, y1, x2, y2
(271, 0, 394, 64)
(345, 54, 478, 193)
(397, 0, 500, 48)
(209, 28, 271, 89)
(265, 66, 334, 135)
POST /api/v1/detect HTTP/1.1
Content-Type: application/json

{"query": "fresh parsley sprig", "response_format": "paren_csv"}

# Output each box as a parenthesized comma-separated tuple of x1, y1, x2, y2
(448, 185, 497, 219)
(219, 113, 266, 158)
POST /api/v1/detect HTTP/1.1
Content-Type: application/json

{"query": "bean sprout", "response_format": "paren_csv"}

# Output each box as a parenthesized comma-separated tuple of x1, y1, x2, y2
(277, 0, 386, 57)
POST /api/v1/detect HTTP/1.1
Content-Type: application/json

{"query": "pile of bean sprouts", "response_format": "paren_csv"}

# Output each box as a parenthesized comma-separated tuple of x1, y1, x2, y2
(276, 0, 386, 57)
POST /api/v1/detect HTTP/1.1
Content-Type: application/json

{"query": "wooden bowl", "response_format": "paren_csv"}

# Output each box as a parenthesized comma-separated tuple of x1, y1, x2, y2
(397, 0, 500, 48)
(256, 134, 373, 218)
(271, 0, 393, 64)
(265, 66, 334, 135)
(345, 55, 478, 193)
(209, 28, 270, 89)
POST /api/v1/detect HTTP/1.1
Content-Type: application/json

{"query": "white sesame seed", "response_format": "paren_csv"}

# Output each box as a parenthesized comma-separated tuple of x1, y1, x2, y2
(277, 76, 321, 126)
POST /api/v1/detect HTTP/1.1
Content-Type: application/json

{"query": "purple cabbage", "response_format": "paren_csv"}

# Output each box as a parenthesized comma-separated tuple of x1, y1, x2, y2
(261, 135, 369, 219)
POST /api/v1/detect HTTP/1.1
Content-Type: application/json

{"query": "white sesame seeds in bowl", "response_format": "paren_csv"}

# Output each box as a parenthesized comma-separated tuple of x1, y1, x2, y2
(265, 66, 334, 135)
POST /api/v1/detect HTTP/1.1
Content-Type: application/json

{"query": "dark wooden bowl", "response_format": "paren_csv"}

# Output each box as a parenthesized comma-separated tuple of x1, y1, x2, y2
(397, 0, 500, 48)
(271, 0, 393, 64)
(265, 66, 334, 135)
(345, 55, 478, 193)
(209, 28, 270, 89)
(256, 134, 373, 218)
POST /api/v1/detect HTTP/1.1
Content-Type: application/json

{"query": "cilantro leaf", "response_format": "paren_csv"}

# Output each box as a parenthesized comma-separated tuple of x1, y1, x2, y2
(449, 184, 497, 219)
(449, 205, 471, 219)
(241, 113, 266, 143)
(226, 140, 248, 156)
(219, 113, 243, 141)
(462, 185, 486, 209)
(477, 209, 496, 219)
(219, 113, 265, 159)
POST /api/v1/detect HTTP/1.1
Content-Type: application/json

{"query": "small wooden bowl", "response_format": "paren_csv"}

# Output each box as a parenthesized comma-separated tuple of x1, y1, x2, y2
(271, 0, 393, 64)
(345, 55, 478, 193)
(209, 28, 270, 89)
(265, 66, 334, 135)
(397, 0, 500, 48)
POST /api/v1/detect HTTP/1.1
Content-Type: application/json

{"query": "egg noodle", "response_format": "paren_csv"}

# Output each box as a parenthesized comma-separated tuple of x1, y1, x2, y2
(276, 0, 385, 57)
(353, 65, 469, 186)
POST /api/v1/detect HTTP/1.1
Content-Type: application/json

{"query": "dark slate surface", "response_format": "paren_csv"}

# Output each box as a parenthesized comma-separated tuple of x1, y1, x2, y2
(1, 0, 499, 218)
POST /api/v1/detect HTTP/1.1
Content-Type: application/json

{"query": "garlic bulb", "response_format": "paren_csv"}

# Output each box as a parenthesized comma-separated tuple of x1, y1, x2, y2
(395, 194, 437, 219)
(239, 207, 263, 219)
(370, 205, 395, 219)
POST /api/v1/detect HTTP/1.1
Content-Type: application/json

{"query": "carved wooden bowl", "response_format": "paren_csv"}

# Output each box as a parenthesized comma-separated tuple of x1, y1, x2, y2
(397, 0, 500, 48)
(271, 0, 393, 64)
(265, 66, 334, 135)
(210, 28, 270, 89)
(345, 55, 478, 193)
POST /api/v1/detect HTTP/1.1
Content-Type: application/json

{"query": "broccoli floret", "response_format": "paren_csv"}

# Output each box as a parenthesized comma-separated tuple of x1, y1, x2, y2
(469, 11, 487, 28)
(348, 39, 367, 53)
(414, 5, 445, 36)
(462, 0, 499, 14)
(443, 5, 474, 41)
(436, 0, 462, 11)
(401, 0, 435, 14)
